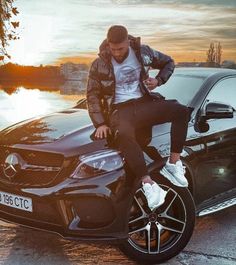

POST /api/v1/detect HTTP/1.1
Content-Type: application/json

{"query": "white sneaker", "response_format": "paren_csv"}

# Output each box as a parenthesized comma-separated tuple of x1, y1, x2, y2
(160, 159, 188, 187)
(142, 182, 167, 211)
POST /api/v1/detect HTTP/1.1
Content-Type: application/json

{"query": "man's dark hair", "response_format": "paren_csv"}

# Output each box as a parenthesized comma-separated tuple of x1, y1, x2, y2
(107, 25, 128, 44)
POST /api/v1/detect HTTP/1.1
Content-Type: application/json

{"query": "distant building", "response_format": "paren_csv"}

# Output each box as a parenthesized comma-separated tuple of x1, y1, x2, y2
(60, 62, 88, 80)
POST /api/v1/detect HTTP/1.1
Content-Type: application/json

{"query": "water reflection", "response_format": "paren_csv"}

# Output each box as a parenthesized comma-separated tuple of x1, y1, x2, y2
(0, 83, 86, 130)
(1, 109, 92, 145)
(1, 119, 56, 145)
(60, 80, 85, 95)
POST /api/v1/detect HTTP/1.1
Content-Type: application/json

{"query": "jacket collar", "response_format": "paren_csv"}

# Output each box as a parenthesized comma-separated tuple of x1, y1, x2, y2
(98, 35, 141, 64)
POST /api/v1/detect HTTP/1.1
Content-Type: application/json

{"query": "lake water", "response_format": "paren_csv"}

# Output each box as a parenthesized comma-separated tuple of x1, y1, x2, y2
(0, 85, 86, 130)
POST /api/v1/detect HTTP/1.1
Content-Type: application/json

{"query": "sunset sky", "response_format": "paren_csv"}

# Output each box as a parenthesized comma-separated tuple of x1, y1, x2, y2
(8, 0, 236, 66)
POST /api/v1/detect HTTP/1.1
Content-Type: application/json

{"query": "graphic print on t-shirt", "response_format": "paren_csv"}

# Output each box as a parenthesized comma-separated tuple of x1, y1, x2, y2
(116, 65, 140, 92)
(112, 47, 143, 103)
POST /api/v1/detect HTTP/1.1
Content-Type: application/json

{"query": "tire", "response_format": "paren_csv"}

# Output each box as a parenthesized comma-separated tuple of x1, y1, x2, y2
(119, 173, 196, 264)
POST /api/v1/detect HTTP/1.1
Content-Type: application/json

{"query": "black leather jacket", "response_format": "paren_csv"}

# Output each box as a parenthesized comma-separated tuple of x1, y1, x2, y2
(86, 35, 175, 128)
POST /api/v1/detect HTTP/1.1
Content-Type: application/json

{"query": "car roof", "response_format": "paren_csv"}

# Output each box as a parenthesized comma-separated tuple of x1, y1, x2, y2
(173, 67, 236, 78)
(150, 67, 236, 79)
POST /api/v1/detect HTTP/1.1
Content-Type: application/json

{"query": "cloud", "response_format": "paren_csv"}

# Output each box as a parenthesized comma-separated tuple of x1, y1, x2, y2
(55, 53, 97, 65)
(108, 0, 236, 7)
(9, 0, 236, 65)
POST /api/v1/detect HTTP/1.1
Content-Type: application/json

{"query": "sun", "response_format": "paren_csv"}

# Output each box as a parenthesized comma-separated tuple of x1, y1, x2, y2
(8, 14, 55, 66)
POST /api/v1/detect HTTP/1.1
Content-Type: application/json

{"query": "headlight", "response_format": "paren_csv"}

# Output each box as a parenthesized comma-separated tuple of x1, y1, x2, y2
(71, 149, 125, 179)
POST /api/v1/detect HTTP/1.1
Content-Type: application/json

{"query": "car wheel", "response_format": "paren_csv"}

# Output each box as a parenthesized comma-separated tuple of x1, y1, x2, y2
(119, 175, 196, 264)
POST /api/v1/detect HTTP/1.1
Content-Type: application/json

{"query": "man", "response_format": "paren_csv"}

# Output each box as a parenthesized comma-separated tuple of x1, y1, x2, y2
(86, 25, 190, 211)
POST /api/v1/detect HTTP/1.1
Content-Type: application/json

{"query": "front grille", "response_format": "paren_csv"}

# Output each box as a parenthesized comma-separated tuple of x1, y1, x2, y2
(0, 147, 64, 187)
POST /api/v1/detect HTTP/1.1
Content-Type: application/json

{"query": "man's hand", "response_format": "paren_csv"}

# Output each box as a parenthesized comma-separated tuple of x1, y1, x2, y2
(95, 124, 112, 139)
(143, 77, 160, 90)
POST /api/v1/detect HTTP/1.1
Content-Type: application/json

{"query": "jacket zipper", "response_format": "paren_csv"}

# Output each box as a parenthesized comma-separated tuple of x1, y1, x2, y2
(110, 61, 116, 106)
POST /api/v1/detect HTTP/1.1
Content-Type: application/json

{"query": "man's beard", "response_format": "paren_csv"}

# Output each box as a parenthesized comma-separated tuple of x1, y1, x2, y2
(113, 49, 129, 64)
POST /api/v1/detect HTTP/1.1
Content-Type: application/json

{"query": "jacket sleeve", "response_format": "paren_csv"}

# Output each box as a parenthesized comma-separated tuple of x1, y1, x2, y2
(86, 59, 107, 128)
(143, 45, 175, 85)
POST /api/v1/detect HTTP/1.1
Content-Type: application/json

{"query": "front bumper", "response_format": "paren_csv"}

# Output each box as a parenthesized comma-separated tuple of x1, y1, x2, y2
(0, 169, 133, 242)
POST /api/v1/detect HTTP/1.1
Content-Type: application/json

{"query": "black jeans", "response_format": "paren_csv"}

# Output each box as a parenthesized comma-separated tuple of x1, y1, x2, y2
(109, 95, 190, 180)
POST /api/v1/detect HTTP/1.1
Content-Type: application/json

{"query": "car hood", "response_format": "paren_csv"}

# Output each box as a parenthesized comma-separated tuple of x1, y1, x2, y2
(0, 108, 174, 157)
(0, 109, 105, 154)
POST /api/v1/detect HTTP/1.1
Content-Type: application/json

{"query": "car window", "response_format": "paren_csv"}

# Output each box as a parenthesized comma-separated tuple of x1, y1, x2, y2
(151, 74, 205, 105)
(206, 77, 236, 109)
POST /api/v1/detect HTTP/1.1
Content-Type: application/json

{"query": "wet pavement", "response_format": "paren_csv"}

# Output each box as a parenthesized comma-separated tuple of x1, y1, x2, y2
(0, 206, 235, 265)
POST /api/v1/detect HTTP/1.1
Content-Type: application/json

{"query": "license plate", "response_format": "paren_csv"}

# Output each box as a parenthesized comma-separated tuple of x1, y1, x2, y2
(0, 191, 33, 212)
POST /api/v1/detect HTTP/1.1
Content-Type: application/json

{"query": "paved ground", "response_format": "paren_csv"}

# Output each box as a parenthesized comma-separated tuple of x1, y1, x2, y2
(0, 206, 235, 265)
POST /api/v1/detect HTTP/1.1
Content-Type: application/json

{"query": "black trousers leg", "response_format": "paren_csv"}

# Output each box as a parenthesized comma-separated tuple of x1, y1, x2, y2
(109, 97, 190, 180)
(109, 103, 149, 180)
(134, 98, 190, 153)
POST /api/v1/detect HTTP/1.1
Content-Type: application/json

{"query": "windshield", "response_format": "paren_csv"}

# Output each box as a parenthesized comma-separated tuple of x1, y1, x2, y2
(151, 74, 206, 105)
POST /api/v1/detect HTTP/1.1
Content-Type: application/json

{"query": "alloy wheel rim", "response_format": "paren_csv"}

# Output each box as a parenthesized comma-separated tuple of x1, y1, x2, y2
(128, 184, 187, 254)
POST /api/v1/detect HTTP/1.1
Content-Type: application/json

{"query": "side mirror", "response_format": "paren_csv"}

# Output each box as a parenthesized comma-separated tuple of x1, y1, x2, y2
(194, 101, 234, 133)
(204, 102, 234, 120)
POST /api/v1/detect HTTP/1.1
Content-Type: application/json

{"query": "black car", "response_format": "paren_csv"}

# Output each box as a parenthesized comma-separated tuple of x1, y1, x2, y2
(0, 67, 235, 264)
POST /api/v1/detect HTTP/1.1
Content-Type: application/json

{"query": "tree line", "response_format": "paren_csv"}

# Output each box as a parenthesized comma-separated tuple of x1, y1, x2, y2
(0, 63, 64, 82)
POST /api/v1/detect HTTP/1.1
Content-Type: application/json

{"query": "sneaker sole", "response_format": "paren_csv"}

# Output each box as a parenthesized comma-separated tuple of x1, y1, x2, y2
(160, 167, 188, 187)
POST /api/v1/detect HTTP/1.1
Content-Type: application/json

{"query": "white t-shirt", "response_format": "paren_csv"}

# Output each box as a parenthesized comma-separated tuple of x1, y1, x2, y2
(112, 47, 143, 104)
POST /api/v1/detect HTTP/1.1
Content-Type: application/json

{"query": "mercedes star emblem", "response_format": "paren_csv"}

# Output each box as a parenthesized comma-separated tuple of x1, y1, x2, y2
(3, 153, 23, 180)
